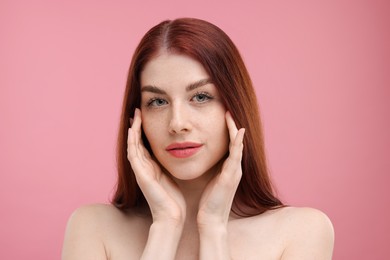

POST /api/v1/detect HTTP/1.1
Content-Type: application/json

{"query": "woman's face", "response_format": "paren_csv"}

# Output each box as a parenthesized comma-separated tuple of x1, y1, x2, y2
(140, 52, 229, 181)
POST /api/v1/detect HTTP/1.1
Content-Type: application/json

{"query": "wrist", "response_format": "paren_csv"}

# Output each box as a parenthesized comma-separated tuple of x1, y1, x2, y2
(153, 214, 185, 228)
(151, 219, 185, 233)
(152, 209, 186, 227)
(198, 223, 228, 238)
(141, 221, 184, 260)
(198, 224, 230, 260)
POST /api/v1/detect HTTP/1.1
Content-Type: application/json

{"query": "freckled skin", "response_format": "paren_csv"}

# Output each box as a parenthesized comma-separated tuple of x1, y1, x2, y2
(62, 52, 334, 260)
(140, 52, 229, 181)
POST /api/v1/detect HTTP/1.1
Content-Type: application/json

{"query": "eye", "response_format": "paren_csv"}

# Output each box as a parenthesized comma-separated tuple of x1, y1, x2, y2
(147, 98, 168, 107)
(191, 92, 213, 103)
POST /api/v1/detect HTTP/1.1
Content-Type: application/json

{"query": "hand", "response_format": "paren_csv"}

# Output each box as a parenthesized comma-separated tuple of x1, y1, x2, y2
(127, 108, 186, 225)
(197, 111, 245, 228)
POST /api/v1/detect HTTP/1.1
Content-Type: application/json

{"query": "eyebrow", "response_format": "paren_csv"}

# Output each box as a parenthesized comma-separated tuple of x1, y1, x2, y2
(141, 78, 213, 94)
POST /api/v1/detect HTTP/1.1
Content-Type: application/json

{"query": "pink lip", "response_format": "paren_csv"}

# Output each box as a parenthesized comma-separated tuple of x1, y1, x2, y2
(165, 142, 203, 158)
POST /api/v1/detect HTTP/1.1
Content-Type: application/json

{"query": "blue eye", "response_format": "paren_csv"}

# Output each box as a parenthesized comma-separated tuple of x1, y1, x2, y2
(192, 92, 213, 103)
(148, 98, 168, 107)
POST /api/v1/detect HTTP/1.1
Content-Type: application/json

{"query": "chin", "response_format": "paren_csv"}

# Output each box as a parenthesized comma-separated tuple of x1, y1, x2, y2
(162, 159, 225, 182)
(172, 174, 204, 181)
(164, 167, 209, 181)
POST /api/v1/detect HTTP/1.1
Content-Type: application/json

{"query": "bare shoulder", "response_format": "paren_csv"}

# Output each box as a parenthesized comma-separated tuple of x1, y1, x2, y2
(66, 203, 128, 226)
(62, 204, 114, 260)
(64, 204, 128, 238)
(276, 207, 335, 260)
(228, 206, 333, 259)
(266, 206, 333, 228)
(62, 204, 151, 260)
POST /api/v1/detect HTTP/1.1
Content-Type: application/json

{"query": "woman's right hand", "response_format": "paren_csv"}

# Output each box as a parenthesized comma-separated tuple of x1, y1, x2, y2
(127, 108, 186, 225)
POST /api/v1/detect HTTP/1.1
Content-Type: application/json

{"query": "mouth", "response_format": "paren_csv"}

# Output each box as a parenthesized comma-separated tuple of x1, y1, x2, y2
(165, 142, 203, 158)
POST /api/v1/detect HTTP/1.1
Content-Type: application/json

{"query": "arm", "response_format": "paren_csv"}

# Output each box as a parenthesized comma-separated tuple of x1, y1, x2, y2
(62, 109, 185, 260)
(141, 221, 183, 260)
(128, 108, 186, 259)
(199, 225, 231, 260)
(197, 112, 245, 260)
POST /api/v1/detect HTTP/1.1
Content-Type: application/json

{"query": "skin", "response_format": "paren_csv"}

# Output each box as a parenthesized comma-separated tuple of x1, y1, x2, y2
(62, 53, 334, 260)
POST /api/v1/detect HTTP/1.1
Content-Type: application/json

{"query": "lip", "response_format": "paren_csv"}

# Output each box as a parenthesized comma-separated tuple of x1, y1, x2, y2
(165, 142, 203, 158)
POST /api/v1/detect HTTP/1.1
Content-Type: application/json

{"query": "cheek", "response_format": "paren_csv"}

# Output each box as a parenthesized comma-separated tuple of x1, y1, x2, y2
(141, 112, 163, 146)
(205, 109, 229, 145)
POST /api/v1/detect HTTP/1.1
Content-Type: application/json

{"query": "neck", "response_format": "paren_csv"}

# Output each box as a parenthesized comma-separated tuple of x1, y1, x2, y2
(171, 160, 223, 221)
(175, 174, 212, 221)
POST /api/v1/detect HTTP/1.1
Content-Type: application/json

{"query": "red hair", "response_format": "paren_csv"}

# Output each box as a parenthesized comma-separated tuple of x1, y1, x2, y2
(113, 18, 283, 216)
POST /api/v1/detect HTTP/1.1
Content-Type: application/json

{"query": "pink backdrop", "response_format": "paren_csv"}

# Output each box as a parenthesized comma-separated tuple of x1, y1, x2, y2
(1, 0, 389, 259)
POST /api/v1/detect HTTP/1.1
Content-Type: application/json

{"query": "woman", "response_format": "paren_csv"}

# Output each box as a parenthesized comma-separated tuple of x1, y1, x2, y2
(62, 18, 334, 259)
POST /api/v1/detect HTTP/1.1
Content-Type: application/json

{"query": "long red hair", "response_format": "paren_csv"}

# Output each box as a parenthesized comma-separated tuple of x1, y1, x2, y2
(113, 18, 283, 216)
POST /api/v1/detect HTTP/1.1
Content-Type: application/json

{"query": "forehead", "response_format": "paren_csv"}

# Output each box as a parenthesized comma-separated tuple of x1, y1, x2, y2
(140, 53, 210, 88)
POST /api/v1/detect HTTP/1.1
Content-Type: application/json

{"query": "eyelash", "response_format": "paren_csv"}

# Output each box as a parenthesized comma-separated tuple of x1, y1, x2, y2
(146, 91, 214, 107)
(191, 91, 214, 103)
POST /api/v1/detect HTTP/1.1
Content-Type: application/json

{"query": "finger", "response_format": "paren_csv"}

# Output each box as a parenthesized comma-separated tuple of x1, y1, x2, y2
(131, 108, 142, 136)
(225, 111, 238, 144)
(130, 108, 143, 149)
(128, 127, 151, 182)
(235, 127, 245, 144)
(139, 138, 152, 160)
(127, 121, 143, 163)
(127, 127, 139, 161)
(228, 128, 245, 164)
(134, 108, 149, 159)
(220, 128, 245, 182)
(131, 108, 152, 162)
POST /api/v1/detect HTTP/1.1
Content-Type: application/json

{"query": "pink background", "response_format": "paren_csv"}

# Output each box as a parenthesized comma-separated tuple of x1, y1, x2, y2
(1, 0, 389, 259)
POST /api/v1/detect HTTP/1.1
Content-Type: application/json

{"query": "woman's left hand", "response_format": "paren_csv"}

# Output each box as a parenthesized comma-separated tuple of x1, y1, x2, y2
(197, 111, 245, 229)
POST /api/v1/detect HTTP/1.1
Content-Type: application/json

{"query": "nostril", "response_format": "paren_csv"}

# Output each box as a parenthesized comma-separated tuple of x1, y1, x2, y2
(168, 107, 192, 134)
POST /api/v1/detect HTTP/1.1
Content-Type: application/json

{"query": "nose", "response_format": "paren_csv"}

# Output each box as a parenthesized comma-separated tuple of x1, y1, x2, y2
(168, 103, 192, 134)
